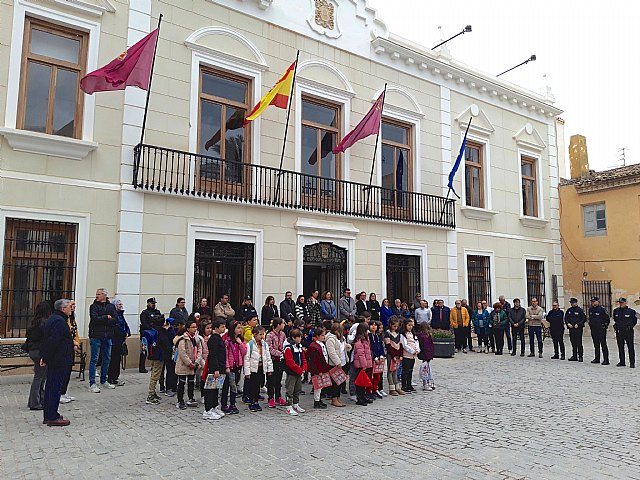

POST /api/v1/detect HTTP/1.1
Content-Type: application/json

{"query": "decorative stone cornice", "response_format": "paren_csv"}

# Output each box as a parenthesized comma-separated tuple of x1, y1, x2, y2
(0, 127, 98, 160)
(371, 36, 562, 121)
(41, 0, 116, 17)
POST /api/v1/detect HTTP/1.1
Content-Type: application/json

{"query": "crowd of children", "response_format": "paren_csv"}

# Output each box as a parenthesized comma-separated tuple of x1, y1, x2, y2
(142, 311, 436, 420)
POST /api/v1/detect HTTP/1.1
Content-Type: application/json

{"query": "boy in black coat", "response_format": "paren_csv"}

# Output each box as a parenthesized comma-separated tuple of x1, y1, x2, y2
(203, 319, 227, 420)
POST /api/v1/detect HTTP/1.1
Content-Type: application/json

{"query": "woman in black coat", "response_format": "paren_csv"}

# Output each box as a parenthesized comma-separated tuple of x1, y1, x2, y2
(261, 296, 279, 327)
(366, 293, 381, 321)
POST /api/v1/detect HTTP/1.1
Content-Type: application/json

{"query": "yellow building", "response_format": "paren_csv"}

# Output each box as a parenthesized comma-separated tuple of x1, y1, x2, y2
(560, 136, 640, 315)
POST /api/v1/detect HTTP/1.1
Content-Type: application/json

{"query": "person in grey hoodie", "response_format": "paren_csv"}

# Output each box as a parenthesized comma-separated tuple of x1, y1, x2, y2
(508, 298, 526, 357)
(338, 288, 357, 322)
(526, 298, 545, 358)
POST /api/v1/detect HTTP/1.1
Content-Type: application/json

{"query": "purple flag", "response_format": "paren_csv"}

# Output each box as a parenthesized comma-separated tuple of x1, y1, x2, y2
(332, 92, 384, 153)
(80, 29, 158, 94)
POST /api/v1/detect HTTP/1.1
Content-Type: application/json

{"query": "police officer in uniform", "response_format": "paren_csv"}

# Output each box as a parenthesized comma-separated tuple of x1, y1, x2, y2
(238, 295, 258, 323)
(612, 297, 637, 368)
(564, 297, 586, 362)
(588, 296, 610, 365)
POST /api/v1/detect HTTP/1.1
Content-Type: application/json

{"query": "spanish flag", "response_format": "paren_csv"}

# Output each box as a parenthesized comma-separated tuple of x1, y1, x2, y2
(243, 61, 296, 126)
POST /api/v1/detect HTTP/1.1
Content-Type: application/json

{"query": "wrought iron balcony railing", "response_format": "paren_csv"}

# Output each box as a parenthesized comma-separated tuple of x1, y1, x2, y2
(132, 144, 455, 228)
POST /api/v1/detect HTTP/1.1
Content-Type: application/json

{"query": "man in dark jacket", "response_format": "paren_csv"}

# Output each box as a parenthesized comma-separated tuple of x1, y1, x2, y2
(588, 296, 610, 365)
(565, 298, 586, 362)
(88, 288, 118, 392)
(613, 298, 637, 368)
(431, 300, 451, 330)
(508, 298, 527, 357)
(499, 296, 513, 352)
(280, 291, 296, 321)
(139, 297, 163, 373)
(204, 319, 228, 419)
(169, 297, 189, 326)
(238, 296, 258, 323)
(546, 301, 565, 360)
(40, 299, 74, 426)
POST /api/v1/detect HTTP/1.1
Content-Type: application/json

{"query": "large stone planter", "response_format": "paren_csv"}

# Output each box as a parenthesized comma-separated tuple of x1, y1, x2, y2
(433, 337, 455, 358)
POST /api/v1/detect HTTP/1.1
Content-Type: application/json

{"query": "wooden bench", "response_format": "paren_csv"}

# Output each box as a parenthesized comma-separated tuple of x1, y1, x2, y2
(0, 342, 86, 380)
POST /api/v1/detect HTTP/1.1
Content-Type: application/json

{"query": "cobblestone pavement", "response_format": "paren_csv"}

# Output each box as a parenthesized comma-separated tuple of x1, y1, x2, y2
(2, 339, 640, 480)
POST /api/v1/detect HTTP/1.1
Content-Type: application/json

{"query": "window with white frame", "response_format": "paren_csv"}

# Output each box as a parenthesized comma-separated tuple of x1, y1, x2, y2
(521, 154, 539, 217)
(18, 17, 88, 139)
(583, 203, 607, 237)
(465, 141, 484, 208)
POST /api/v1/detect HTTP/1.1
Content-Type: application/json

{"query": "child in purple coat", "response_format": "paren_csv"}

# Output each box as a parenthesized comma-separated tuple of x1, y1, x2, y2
(416, 323, 435, 391)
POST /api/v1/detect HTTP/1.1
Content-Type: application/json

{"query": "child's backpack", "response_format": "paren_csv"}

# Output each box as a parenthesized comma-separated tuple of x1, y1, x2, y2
(142, 329, 158, 359)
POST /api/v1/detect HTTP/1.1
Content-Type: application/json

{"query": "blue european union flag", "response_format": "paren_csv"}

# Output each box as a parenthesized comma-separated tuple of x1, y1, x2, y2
(447, 117, 472, 199)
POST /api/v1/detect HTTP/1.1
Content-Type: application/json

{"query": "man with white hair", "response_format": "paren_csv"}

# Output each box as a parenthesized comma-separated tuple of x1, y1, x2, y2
(88, 288, 117, 393)
(40, 299, 74, 426)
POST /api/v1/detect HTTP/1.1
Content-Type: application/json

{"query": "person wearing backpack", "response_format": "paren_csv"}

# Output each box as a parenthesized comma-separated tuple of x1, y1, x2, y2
(266, 318, 287, 408)
(173, 319, 202, 410)
(283, 328, 307, 416)
(145, 317, 170, 405)
(243, 326, 274, 412)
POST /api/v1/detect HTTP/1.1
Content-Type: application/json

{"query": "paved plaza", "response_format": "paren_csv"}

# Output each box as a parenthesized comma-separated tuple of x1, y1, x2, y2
(2, 339, 639, 480)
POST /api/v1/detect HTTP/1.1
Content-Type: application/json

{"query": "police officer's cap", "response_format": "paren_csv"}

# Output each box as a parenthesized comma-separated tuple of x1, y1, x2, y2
(569, 298, 578, 303)
(243, 295, 252, 301)
(590, 296, 599, 302)
(617, 297, 627, 303)
(147, 297, 157, 304)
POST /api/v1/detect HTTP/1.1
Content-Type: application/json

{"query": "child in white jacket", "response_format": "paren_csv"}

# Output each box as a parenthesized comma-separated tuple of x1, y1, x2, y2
(400, 319, 420, 393)
(243, 326, 274, 412)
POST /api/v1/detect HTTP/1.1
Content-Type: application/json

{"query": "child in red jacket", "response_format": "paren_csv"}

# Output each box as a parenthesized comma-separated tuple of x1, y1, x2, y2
(283, 328, 307, 416)
(305, 327, 331, 409)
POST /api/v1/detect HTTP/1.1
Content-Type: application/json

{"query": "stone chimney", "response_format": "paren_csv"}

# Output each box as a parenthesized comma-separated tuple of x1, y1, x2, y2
(569, 134, 589, 179)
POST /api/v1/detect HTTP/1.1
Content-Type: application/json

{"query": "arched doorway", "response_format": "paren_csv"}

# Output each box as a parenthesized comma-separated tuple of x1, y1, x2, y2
(303, 242, 347, 299)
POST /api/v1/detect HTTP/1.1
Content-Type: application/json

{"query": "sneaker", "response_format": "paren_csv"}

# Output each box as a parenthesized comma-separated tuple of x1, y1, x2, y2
(229, 406, 240, 414)
(286, 406, 299, 416)
(379, 390, 388, 397)
(59, 394, 72, 404)
(214, 406, 225, 417)
(349, 395, 357, 402)
(222, 406, 233, 414)
(146, 395, 160, 405)
(159, 386, 166, 393)
(375, 391, 384, 399)
(277, 397, 288, 406)
(114, 379, 126, 386)
(176, 401, 187, 410)
(411, 381, 418, 387)
(292, 404, 306, 413)
(185, 399, 198, 407)
(258, 395, 265, 401)
(268, 398, 276, 408)
(313, 401, 328, 409)
(101, 382, 116, 390)
(242, 396, 251, 404)
(425, 385, 434, 391)
(260, 386, 268, 394)
(89, 384, 101, 393)
(203, 409, 221, 420)
(249, 403, 260, 412)
(462, 348, 467, 354)
(165, 390, 177, 397)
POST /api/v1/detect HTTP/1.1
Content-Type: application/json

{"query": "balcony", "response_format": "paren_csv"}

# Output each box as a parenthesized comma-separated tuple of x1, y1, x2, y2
(132, 144, 456, 228)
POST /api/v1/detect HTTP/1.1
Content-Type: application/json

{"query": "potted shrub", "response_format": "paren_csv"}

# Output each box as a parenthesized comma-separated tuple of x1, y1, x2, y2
(432, 329, 455, 358)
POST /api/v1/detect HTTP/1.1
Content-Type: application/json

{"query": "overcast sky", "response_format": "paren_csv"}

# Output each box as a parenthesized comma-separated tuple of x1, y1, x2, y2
(367, 0, 639, 175)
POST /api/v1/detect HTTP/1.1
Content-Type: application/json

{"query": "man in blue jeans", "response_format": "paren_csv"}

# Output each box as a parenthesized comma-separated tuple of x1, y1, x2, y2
(88, 288, 117, 393)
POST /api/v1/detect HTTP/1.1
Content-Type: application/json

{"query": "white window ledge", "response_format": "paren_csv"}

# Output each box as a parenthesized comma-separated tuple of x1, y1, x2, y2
(519, 215, 549, 229)
(0, 127, 98, 160)
(460, 205, 499, 221)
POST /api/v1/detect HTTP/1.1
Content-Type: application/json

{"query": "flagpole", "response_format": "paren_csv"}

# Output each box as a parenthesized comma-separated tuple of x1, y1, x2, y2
(139, 14, 163, 146)
(274, 50, 300, 204)
(365, 82, 387, 214)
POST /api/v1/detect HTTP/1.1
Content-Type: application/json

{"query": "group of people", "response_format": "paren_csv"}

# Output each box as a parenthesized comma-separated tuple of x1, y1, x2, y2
(138, 292, 437, 420)
(25, 286, 637, 427)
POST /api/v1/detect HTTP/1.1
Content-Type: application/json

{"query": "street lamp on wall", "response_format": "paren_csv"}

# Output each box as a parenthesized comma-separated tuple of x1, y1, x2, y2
(497, 55, 537, 77)
(431, 25, 472, 50)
